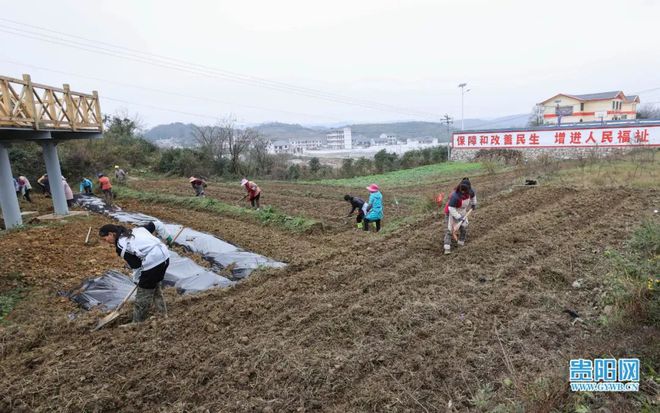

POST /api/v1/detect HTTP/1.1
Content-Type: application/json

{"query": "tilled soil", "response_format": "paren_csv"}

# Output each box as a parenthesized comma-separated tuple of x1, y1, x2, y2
(0, 178, 657, 412)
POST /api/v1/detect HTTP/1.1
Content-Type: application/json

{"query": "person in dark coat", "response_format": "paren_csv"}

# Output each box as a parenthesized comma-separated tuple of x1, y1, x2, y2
(344, 194, 365, 229)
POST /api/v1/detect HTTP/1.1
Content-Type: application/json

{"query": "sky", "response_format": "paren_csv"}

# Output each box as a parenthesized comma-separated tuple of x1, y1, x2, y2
(1, 0, 660, 128)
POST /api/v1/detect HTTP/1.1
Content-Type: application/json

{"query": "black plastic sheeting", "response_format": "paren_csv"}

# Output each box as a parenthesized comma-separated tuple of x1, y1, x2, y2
(68, 253, 236, 312)
(71, 194, 284, 311)
(69, 270, 136, 311)
(75, 194, 286, 279)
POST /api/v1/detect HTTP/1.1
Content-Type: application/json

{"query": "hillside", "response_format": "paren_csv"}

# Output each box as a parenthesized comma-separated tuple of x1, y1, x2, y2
(143, 115, 529, 146)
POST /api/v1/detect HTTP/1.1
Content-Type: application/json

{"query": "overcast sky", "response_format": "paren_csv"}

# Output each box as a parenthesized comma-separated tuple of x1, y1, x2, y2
(1, 0, 659, 128)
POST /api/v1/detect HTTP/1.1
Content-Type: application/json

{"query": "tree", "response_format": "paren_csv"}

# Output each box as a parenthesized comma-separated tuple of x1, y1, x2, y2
(374, 149, 398, 173)
(340, 158, 354, 178)
(286, 164, 301, 180)
(636, 104, 660, 120)
(246, 136, 272, 176)
(193, 125, 225, 161)
(527, 104, 545, 126)
(228, 127, 258, 176)
(308, 157, 321, 174)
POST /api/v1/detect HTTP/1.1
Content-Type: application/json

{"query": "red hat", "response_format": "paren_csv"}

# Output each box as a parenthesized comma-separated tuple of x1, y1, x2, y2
(366, 184, 380, 193)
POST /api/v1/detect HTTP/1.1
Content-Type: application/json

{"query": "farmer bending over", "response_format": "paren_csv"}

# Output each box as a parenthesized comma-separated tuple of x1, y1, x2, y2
(344, 194, 365, 229)
(241, 178, 261, 209)
(99, 224, 170, 323)
(443, 177, 477, 255)
(189, 176, 207, 197)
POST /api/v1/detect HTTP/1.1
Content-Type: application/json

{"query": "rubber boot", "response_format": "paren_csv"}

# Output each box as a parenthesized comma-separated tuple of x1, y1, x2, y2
(444, 244, 451, 255)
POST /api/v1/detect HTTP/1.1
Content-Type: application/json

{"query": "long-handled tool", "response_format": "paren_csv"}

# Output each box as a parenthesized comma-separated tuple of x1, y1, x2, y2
(84, 226, 92, 244)
(452, 208, 473, 241)
(170, 226, 185, 245)
(92, 284, 137, 331)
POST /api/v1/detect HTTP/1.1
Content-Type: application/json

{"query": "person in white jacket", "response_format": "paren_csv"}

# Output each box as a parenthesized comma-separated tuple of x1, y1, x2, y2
(99, 224, 170, 322)
(62, 177, 74, 207)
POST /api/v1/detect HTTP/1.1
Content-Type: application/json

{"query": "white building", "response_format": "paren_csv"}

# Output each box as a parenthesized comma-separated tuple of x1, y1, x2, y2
(290, 138, 323, 153)
(326, 127, 352, 150)
(379, 133, 398, 145)
(270, 140, 291, 154)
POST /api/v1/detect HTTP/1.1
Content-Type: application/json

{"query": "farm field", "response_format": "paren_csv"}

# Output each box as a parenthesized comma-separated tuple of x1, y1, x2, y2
(0, 156, 658, 412)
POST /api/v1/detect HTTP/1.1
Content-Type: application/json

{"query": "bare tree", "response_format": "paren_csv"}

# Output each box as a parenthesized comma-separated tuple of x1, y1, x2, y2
(228, 127, 258, 175)
(246, 135, 272, 176)
(193, 125, 226, 160)
(636, 104, 660, 120)
(527, 104, 545, 126)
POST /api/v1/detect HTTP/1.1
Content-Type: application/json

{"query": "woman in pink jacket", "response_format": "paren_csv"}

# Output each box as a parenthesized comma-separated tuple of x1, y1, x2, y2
(62, 177, 74, 207)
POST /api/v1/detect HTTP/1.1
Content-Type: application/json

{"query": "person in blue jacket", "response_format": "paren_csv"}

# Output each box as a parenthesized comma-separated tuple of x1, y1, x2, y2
(363, 183, 383, 232)
(80, 177, 93, 195)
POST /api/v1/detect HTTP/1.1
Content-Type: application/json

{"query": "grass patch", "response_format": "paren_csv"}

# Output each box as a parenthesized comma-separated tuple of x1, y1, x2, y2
(114, 187, 319, 232)
(600, 219, 659, 326)
(305, 162, 484, 187)
(544, 151, 659, 189)
(0, 273, 27, 323)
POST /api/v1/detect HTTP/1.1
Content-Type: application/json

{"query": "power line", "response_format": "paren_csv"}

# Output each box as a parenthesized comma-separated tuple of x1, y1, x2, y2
(0, 58, 344, 122)
(0, 20, 441, 119)
(102, 96, 224, 121)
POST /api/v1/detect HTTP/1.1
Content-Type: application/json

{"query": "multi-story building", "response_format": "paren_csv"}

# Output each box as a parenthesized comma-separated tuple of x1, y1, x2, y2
(270, 140, 291, 154)
(290, 138, 323, 153)
(326, 127, 352, 150)
(379, 133, 399, 145)
(539, 91, 639, 124)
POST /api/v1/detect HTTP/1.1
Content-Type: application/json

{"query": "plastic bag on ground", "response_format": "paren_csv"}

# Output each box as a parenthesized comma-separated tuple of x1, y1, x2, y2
(68, 270, 135, 312)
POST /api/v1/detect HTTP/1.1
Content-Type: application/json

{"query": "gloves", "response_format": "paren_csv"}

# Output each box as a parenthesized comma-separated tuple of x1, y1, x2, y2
(454, 215, 463, 221)
(471, 204, 477, 211)
(166, 235, 173, 246)
(131, 268, 143, 284)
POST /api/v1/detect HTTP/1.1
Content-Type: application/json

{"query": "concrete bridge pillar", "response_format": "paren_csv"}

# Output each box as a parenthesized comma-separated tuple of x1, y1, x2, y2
(0, 143, 23, 229)
(41, 141, 69, 215)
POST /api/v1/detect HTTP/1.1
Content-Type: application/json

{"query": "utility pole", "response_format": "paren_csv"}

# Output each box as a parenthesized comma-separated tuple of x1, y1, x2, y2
(442, 114, 453, 161)
(442, 113, 453, 134)
(458, 83, 469, 130)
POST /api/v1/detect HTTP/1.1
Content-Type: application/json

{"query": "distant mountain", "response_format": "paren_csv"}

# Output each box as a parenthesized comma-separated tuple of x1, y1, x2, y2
(143, 115, 530, 147)
(253, 122, 323, 140)
(143, 122, 197, 146)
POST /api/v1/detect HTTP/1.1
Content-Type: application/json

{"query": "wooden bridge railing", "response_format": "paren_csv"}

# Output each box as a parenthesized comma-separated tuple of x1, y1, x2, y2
(0, 74, 102, 132)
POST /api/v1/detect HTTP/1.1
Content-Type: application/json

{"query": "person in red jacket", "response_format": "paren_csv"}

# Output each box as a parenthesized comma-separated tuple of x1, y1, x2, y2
(443, 177, 477, 255)
(97, 173, 113, 204)
(241, 178, 261, 209)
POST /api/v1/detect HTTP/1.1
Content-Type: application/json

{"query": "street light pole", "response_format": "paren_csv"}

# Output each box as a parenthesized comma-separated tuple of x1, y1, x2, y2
(458, 83, 468, 131)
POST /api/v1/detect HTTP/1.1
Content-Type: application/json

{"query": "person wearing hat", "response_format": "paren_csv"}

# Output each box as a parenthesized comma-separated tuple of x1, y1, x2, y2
(99, 224, 170, 323)
(363, 184, 383, 232)
(241, 178, 261, 209)
(114, 165, 127, 184)
(443, 177, 477, 255)
(189, 176, 207, 197)
(344, 194, 366, 229)
(97, 173, 113, 204)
